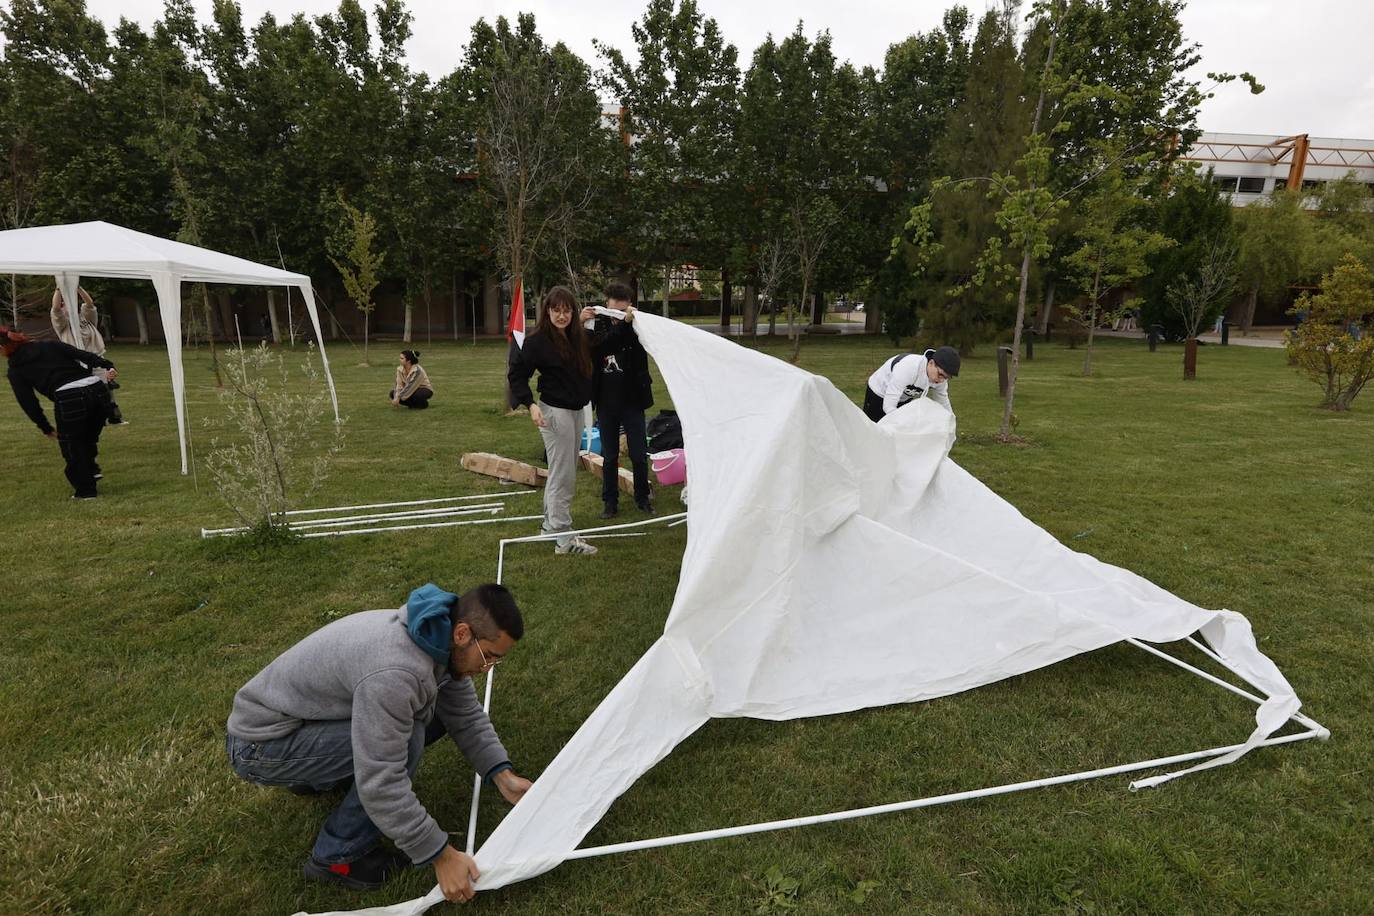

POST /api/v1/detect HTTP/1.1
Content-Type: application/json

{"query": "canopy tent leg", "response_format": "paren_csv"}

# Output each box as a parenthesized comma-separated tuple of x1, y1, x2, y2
(297, 281, 340, 424)
(149, 272, 190, 475)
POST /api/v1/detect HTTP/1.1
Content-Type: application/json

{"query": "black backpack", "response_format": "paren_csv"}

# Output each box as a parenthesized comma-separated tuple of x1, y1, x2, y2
(646, 410, 683, 451)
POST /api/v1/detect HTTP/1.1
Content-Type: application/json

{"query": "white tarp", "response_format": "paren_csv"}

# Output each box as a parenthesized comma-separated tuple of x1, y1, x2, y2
(0, 221, 339, 473)
(304, 312, 1303, 915)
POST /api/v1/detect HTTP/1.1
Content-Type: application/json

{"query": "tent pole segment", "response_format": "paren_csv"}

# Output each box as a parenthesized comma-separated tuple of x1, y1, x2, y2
(563, 728, 1325, 863)
(296, 514, 541, 540)
(465, 668, 500, 856)
(280, 491, 535, 517)
(1127, 639, 1328, 737)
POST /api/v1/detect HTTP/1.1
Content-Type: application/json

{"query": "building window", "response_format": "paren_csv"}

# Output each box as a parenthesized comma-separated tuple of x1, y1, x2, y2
(1301, 179, 1325, 190)
(1211, 175, 1240, 192)
(1273, 178, 1288, 191)
(1236, 177, 1265, 193)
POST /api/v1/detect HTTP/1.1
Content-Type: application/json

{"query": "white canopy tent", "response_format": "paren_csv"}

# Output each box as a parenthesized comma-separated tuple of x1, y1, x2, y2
(301, 312, 1322, 916)
(0, 220, 340, 473)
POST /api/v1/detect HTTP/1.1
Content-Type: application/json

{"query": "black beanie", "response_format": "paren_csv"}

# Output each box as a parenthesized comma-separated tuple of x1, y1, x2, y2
(931, 346, 960, 377)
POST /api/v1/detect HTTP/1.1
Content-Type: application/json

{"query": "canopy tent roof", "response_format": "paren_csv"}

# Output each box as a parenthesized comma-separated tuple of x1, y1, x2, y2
(0, 220, 339, 474)
(0, 220, 310, 286)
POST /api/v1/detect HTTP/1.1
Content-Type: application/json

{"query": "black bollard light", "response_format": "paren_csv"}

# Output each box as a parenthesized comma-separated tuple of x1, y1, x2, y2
(1221, 321, 1230, 345)
(1148, 324, 1162, 352)
(997, 345, 1013, 397)
(1023, 325, 1034, 360)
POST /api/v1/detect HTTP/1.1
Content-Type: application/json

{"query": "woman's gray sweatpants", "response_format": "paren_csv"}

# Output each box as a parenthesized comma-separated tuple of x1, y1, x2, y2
(538, 402, 582, 547)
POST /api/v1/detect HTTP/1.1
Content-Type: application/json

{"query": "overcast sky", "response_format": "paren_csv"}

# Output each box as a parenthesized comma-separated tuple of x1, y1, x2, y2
(69, 0, 1374, 139)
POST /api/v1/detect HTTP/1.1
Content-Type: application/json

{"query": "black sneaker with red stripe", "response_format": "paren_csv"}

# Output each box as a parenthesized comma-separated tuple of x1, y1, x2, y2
(302, 844, 410, 891)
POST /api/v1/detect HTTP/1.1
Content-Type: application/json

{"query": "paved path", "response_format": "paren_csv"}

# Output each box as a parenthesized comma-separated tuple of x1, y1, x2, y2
(1090, 328, 1286, 349)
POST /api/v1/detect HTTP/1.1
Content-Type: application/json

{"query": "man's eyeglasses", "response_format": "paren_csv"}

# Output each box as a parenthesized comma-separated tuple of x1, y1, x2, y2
(474, 640, 504, 671)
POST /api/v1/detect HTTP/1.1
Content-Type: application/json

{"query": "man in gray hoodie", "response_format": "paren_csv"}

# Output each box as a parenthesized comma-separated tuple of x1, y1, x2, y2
(227, 582, 531, 903)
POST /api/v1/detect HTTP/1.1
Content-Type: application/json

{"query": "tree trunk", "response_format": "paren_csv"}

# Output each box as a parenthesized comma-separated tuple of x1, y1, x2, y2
(266, 289, 281, 344)
(768, 298, 777, 336)
(9, 274, 16, 326)
(1242, 285, 1258, 335)
(201, 284, 222, 387)
(135, 301, 150, 345)
(1183, 336, 1198, 380)
(403, 297, 413, 344)
(720, 269, 731, 329)
(1082, 268, 1101, 376)
(791, 280, 808, 363)
(662, 265, 671, 319)
(999, 246, 1032, 440)
(424, 279, 432, 347)
(811, 289, 824, 326)
(1038, 278, 1055, 336)
(743, 285, 757, 336)
(452, 273, 460, 342)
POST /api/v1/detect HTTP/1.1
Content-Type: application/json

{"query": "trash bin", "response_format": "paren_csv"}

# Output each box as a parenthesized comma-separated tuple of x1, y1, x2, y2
(1022, 325, 1035, 360)
(1221, 321, 1230, 345)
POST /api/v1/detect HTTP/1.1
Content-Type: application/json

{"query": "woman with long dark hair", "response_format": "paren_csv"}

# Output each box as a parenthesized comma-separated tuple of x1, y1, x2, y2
(507, 286, 608, 555)
(390, 350, 433, 409)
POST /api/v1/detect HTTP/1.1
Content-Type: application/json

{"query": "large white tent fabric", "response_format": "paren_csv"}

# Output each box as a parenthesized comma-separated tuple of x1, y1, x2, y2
(0, 221, 339, 473)
(299, 312, 1315, 916)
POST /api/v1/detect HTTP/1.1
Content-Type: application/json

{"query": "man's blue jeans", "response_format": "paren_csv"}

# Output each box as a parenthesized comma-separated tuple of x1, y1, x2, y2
(227, 719, 430, 864)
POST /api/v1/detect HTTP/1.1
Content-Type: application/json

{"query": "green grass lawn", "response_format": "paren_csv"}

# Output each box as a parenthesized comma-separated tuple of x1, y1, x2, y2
(1, 332, 1370, 915)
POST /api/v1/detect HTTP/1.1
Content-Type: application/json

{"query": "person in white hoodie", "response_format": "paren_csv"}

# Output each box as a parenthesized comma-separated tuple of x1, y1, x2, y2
(862, 345, 960, 422)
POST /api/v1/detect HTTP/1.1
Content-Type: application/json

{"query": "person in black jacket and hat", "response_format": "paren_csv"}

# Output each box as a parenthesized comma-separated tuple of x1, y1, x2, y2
(2, 326, 117, 499)
(580, 282, 654, 518)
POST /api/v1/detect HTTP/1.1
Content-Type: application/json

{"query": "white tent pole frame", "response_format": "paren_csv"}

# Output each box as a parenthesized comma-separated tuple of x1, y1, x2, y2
(466, 544, 1326, 868)
(561, 728, 1324, 863)
(200, 504, 506, 536)
(296, 514, 543, 540)
(272, 506, 501, 533)
(465, 512, 691, 854)
(281, 491, 535, 517)
(1127, 638, 1328, 736)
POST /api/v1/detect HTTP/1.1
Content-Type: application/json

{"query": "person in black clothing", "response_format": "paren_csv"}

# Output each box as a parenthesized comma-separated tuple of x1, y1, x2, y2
(507, 286, 603, 556)
(581, 282, 653, 518)
(2, 326, 117, 499)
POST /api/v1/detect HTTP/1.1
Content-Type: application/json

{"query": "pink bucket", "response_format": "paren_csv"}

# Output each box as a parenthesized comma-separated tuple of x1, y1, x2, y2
(649, 448, 686, 485)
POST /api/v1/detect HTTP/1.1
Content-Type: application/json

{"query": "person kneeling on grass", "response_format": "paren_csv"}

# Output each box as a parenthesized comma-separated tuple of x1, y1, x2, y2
(390, 349, 433, 409)
(226, 583, 532, 902)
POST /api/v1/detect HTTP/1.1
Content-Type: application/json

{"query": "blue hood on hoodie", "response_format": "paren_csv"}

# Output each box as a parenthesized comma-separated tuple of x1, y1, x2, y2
(406, 583, 457, 666)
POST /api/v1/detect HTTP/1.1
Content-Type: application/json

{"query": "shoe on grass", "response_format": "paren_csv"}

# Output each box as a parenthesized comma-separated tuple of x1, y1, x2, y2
(554, 537, 598, 556)
(636, 497, 655, 514)
(599, 504, 618, 519)
(302, 845, 409, 891)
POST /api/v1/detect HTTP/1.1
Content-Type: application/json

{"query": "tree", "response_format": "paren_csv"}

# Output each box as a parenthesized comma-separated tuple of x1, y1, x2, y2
(737, 25, 870, 361)
(327, 191, 384, 364)
(1139, 165, 1235, 340)
(1234, 189, 1314, 334)
(598, 0, 739, 313)
(1286, 255, 1374, 411)
(1061, 144, 1173, 375)
(464, 14, 605, 298)
(1166, 237, 1235, 380)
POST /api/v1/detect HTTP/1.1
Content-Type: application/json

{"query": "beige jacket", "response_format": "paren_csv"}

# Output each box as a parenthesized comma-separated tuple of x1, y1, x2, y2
(51, 288, 106, 355)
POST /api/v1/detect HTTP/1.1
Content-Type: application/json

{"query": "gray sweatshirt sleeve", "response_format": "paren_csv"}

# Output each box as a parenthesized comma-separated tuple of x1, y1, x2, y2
(435, 676, 510, 777)
(351, 669, 450, 864)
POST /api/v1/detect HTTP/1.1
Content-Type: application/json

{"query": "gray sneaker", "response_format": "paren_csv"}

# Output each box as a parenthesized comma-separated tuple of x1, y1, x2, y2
(554, 537, 598, 555)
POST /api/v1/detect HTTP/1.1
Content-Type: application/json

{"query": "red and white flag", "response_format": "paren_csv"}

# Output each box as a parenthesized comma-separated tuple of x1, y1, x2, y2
(507, 279, 525, 348)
